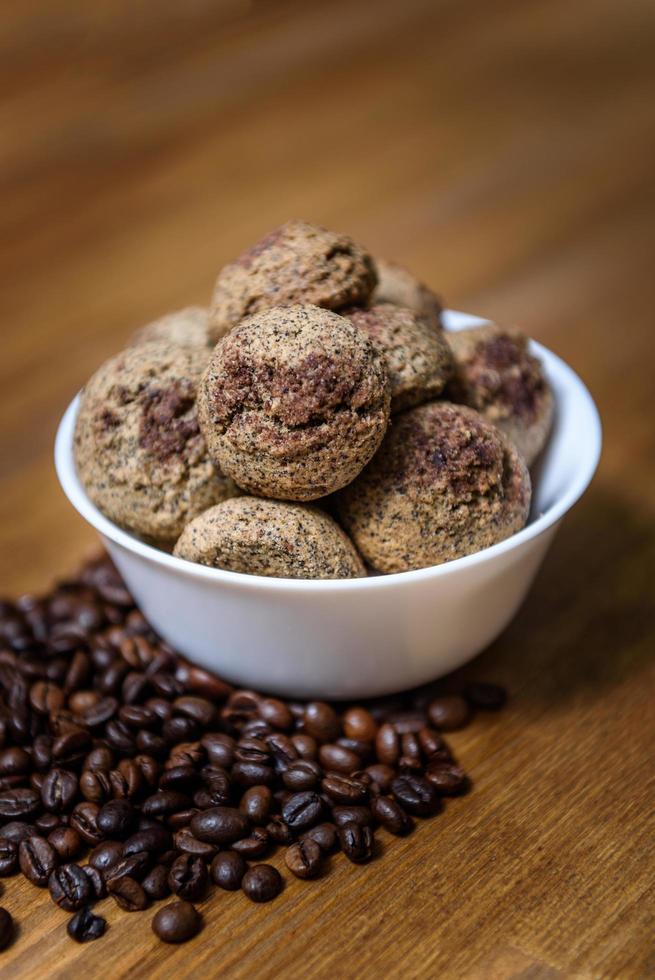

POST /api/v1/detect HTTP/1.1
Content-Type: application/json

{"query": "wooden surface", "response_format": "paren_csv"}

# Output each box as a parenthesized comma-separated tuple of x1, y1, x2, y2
(1, 0, 655, 976)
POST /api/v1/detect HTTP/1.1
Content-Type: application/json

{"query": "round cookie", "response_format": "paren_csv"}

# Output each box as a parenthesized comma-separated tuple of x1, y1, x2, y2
(371, 258, 442, 329)
(335, 401, 531, 573)
(346, 302, 454, 413)
(446, 323, 554, 465)
(174, 497, 365, 579)
(208, 221, 376, 341)
(74, 341, 237, 544)
(131, 307, 213, 350)
(198, 304, 391, 501)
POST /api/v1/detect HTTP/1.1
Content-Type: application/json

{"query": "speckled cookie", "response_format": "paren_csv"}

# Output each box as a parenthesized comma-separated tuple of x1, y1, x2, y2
(208, 221, 377, 341)
(371, 258, 442, 329)
(345, 302, 454, 413)
(74, 341, 237, 543)
(174, 497, 365, 579)
(198, 304, 391, 500)
(131, 307, 213, 350)
(335, 401, 531, 573)
(446, 323, 554, 465)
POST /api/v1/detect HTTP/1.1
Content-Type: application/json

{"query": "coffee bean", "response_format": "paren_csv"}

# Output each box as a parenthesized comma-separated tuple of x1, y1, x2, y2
(0, 787, 40, 819)
(239, 785, 272, 824)
(34, 812, 60, 835)
(142, 791, 191, 818)
(97, 799, 136, 839)
(0, 907, 14, 950)
(159, 764, 198, 794)
(152, 900, 202, 943)
(79, 769, 112, 804)
(241, 864, 282, 903)
(201, 733, 235, 768)
(123, 825, 172, 857)
(342, 707, 377, 742)
(365, 764, 396, 794)
(375, 723, 400, 766)
(173, 696, 217, 728)
(49, 863, 92, 911)
(282, 791, 324, 830)
(258, 698, 293, 730)
(285, 838, 322, 879)
(465, 682, 507, 711)
(168, 854, 208, 902)
(232, 827, 269, 859)
(291, 734, 318, 760)
(142, 863, 171, 900)
(427, 696, 470, 731)
(173, 829, 217, 859)
(300, 822, 339, 854)
(0, 747, 31, 776)
(417, 728, 448, 757)
(0, 838, 18, 876)
(371, 795, 413, 835)
(425, 763, 469, 795)
(322, 774, 369, 805)
(89, 840, 124, 873)
(210, 850, 247, 891)
(104, 852, 150, 884)
(282, 760, 322, 791)
(266, 816, 295, 845)
(391, 774, 440, 816)
(67, 906, 107, 943)
(190, 807, 249, 845)
(70, 802, 103, 845)
(0, 820, 34, 843)
(318, 744, 360, 774)
(83, 864, 107, 900)
(48, 826, 82, 860)
(108, 875, 148, 911)
(331, 806, 373, 828)
(304, 702, 340, 743)
(339, 822, 374, 863)
(19, 836, 58, 886)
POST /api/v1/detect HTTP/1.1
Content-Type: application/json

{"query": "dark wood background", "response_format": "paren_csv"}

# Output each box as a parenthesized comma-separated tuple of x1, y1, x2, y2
(1, 1, 654, 976)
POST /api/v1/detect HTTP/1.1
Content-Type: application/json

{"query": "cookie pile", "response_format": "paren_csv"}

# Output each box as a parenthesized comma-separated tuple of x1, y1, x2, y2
(74, 221, 553, 578)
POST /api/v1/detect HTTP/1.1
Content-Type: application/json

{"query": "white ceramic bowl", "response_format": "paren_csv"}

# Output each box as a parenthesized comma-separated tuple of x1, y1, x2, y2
(55, 312, 601, 699)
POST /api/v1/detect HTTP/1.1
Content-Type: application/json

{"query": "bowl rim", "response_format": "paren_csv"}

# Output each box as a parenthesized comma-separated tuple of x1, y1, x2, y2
(55, 311, 602, 593)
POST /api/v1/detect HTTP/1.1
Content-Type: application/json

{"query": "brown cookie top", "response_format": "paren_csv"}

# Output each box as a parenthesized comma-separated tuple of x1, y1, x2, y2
(446, 323, 554, 464)
(371, 258, 442, 328)
(74, 341, 236, 543)
(131, 307, 213, 350)
(174, 497, 365, 579)
(198, 305, 391, 500)
(336, 401, 531, 573)
(208, 221, 376, 341)
(346, 302, 453, 412)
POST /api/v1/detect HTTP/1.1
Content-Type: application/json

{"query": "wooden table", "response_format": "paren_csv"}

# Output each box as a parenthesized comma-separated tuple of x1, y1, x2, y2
(1, 1, 654, 976)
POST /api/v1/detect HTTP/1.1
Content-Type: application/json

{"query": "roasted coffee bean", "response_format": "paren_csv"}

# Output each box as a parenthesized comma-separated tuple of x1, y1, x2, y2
(266, 816, 295, 845)
(168, 854, 208, 902)
(30, 680, 65, 715)
(300, 822, 339, 854)
(371, 795, 413, 835)
(0, 787, 40, 819)
(210, 850, 247, 891)
(52, 730, 91, 765)
(465, 682, 507, 711)
(168, 742, 204, 769)
(375, 723, 401, 766)
(163, 716, 200, 745)
(282, 760, 322, 791)
(417, 728, 448, 758)
(152, 900, 202, 943)
(0, 747, 31, 776)
(40, 768, 78, 813)
(32, 735, 53, 771)
(142, 863, 171, 900)
(97, 799, 136, 839)
(0, 907, 14, 950)
(159, 764, 198, 794)
(89, 839, 124, 873)
(391, 774, 440, 816)
(136, 731, 167, 757)
(167, 808, 199, 831)
(339, 822, 374, 864)
(70, 802, 103, 845)
(285, 838, 322, 879)
(201, 733, 235, 768)
(231, 760, 274, 787)
(0, 820, 34, 843)
(241, 864, 282, 903)
(19, 836, 58, 886)
(232, 827, 269, 859)
(173, 696, 216, 728)
(142, 791, 191, 818)
(239, 785, 272, 824)
(106, 719, 137, 754)
(176, 662, 232, 701)
(331, 806, 373, 828)
(83, 746, 114, 772)
(79, 769, 112, 804)
(0, 838, 18, 876)
(33, 812, 58, 835)
(281, 791, 324, 830)
(115, 758, 144, 798)
(365, 763, 396, 794)
(425, 763, 469, 795)
(119, 705, 158, 729)
(291, 733, 318, 760)
(342, 707, 377, 742)
(104, 852, 150, 884)
(173, 829, 217, 860)
(83, 864, 107, 900)
(427, 696, 471, 731)
(123, 825, 172, 857)
(387, 710, 427, 734)
(322, 774, 369, 805)
(190, 807, 249, 845)
(67, 906, 107, 943)
(48, 826, 82, 860)
(49, 863, 92, 911)
(108, 875, 148, 911)
(258, 698, 293, 730)
(303, 702, 340, 743)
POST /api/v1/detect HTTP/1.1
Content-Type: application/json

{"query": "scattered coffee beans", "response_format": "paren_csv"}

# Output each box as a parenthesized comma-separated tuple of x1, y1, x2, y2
(0, 555, 506, 948)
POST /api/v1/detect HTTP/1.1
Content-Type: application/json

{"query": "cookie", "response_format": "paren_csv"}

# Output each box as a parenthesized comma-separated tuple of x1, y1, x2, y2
(446, 323, 554, 465)
(198, 304, 391, 501)
(74, 341, 237, 543)
(335, 401, 531, 573)
(131, 307, 213, 350)
(208, 221, 376, 341)
(174, 497, 365, 579)
(371, 258, 442, 328)
(345, 302, 454, 413)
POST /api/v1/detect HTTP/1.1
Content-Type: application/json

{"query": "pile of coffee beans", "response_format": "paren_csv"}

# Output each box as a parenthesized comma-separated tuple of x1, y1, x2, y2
(0, 555, 505, 949)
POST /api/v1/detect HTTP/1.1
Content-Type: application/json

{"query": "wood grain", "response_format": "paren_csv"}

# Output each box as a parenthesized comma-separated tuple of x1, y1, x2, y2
(1, 0, 655, 976)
